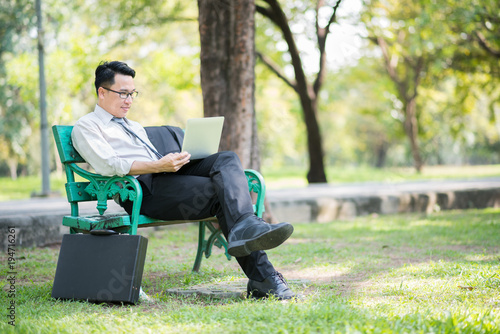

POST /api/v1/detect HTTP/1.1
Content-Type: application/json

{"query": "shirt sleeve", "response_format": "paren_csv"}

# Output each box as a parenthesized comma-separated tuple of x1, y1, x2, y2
(71, 120, 135, 177)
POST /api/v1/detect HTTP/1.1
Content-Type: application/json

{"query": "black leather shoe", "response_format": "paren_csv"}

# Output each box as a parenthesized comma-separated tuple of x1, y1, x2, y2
(247, 272, 297, 300)
(227, 216, 293, 257)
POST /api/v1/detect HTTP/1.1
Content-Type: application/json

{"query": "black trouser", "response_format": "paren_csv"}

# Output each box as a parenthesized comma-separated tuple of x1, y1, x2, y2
(122, 151, 275, 281)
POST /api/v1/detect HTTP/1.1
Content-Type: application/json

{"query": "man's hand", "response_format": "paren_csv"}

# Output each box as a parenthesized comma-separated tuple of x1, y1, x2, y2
(128, 152, 191, 175)
(157, 152, 191, 172)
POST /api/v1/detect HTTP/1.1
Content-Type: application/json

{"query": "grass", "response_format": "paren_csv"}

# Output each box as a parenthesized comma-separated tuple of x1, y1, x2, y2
(1, 208, 499, 333)
(262, 164, 500, 189)
(3, 164, 500, 201)
(0, 175, 67, 201)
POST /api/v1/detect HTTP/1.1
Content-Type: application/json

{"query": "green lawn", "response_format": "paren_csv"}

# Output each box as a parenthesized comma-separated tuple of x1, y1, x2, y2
(262, 164, 500, 189)
(0, 175, 67, 201)
(1, 209, 499, 333)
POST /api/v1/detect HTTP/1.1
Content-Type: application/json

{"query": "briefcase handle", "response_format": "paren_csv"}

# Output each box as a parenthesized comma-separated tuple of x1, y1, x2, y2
(90, 229, 118, 236)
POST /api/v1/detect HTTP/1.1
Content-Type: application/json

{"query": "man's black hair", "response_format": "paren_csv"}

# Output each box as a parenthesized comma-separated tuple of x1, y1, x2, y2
(94, 61, 136, 96)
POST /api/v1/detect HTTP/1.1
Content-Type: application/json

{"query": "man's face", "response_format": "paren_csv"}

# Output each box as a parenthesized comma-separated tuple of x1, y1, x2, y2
(98, 73, 136, 118)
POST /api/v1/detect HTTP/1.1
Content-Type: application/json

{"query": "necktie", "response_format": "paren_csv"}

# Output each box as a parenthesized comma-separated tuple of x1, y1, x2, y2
(112, 117, 163, 159)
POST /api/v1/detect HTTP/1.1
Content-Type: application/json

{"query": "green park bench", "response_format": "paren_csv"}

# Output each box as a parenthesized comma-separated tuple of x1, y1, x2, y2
(52, 125, 266, 272)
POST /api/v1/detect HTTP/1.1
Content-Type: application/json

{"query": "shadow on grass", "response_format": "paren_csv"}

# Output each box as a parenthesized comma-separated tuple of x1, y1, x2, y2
(283, 208, 500, 297)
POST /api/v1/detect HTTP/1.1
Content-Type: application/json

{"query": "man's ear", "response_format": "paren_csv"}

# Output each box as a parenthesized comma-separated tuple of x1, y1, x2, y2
(97, 87, 105, 99)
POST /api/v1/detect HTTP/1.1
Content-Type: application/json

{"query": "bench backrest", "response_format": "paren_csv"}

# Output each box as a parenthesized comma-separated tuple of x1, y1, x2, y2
(53, 125, 123, 216)
(53, 125, 85, 164)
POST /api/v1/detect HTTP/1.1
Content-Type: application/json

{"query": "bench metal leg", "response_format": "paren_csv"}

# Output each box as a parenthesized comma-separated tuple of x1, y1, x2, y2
(193, 222, 206, 272)
(192, 221, 232, 272)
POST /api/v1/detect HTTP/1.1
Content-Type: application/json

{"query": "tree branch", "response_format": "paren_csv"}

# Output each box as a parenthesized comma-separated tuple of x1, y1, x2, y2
(475, 30, 500, 58)
(257, 0, 311, 100)
(410, 56, 425, 100)
(325, 0, 342, 38)
(256, 4, 277, 24)
(256, 51, 297, 91)
(375, 36, 402, 85)
(313, 0, 343, 95)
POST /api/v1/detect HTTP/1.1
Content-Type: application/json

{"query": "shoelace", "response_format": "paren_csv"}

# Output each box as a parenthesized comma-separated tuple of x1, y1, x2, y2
(272, 272, 289, 286)
(255, 216, 268, 224)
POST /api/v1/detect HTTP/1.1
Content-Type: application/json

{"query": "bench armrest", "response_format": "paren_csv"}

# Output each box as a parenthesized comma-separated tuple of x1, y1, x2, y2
(65, 162, 143, 233)
(244, 169, 266, 217)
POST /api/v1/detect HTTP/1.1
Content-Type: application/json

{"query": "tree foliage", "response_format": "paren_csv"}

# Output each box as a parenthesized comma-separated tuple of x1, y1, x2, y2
(0, 0, 36, 178)
(360, 0, 500, 172)
(1, 0, 202, 178)
(2, 0, 500, 181)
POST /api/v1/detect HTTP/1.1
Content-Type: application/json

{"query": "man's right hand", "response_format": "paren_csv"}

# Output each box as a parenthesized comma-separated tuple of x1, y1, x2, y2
(128, 152, 191, 175)
(157, 152, 191, 172)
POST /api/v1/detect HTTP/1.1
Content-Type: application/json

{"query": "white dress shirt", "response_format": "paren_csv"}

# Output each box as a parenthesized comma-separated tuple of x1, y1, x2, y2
(71, 104, 157, 177)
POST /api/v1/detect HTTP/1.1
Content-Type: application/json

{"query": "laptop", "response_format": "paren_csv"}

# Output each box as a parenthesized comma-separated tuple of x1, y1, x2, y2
(181, 116, 224, 159)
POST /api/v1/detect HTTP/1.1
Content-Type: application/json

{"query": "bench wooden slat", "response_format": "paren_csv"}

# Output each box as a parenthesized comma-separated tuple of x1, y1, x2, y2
(63, 214, 218, 231)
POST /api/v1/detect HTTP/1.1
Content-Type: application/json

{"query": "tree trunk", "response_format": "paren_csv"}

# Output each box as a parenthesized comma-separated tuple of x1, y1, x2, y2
(198, 0, 278, 222)
(404, 98, 423, 172)
(8, 159, 18, 180)
(303, 97, 327, 183)
(371, 35, 425, 173)
(375, 140, 388, 168)
(198, 0, 258, 170)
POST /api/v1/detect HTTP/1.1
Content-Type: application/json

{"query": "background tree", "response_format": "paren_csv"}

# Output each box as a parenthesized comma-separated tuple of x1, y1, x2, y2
(198, 0, 260, 170)
(3, 0, 500, 187)
(0, 0, 35, 179)
(459, 0, 500, 59)
(321, 57, 405, 168)
(361, 0, 451, 172)
(256, 0, 344, 183)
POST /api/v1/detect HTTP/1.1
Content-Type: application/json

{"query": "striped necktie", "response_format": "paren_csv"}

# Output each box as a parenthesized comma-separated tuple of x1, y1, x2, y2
(112, 117, 163, 159)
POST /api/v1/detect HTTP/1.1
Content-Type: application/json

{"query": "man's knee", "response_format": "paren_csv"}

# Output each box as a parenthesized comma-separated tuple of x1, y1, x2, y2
(219, 150, 239, 160)
(218, 151, 242, 166)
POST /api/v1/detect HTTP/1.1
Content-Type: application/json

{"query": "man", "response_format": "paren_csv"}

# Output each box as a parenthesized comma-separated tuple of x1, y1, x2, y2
(71, 60, 297, 300)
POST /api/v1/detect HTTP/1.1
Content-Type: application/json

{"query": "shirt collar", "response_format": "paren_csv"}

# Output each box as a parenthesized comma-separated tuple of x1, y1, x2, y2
(93, 104, 126, 125)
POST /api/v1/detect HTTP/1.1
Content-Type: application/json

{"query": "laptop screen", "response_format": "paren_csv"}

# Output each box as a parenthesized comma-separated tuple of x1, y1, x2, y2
(181, 116, 224, 159)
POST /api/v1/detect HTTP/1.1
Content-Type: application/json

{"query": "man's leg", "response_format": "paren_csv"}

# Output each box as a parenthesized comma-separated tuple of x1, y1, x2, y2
(122, 171, 297, 298)
(178, 151, 294, 257)
(177, 151, 255, 230)
(135, 173, 275, 281)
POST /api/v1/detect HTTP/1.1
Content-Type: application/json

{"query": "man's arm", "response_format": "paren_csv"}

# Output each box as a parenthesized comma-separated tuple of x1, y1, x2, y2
(72, 121, 135, 177)
(129, 152, 191, 175)
(72, 114, 191, 176)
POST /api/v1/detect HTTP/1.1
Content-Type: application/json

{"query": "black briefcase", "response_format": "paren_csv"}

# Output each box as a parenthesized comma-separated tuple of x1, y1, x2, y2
(51, 233, 148, 304)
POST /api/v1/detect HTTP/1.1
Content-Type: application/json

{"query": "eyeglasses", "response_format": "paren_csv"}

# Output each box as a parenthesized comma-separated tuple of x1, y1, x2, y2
(102, 87, 139, 99)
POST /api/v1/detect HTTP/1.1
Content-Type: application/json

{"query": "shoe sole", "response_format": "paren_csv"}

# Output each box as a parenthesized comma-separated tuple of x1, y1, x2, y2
(228, 224, 294, 257)
(247, 289, 296, 300)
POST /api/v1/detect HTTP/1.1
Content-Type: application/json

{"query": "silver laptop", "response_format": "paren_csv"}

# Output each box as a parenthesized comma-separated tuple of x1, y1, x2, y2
(181, 116, 224, 159)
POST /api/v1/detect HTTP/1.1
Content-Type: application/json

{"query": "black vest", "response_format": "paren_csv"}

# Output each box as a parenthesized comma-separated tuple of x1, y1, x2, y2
(137, 125, 185, 191)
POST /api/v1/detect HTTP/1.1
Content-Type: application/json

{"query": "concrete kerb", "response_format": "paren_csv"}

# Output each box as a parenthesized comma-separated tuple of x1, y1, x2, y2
(0, 214, 69, 250)
(267, 179, 500, 223)
(0, 198, 126, 251)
